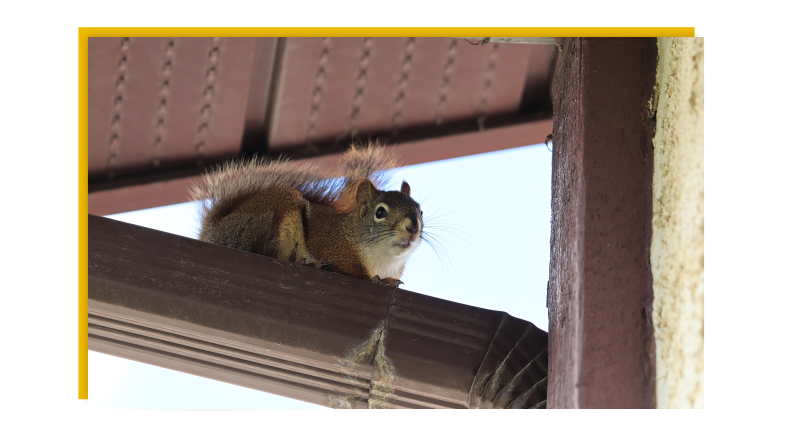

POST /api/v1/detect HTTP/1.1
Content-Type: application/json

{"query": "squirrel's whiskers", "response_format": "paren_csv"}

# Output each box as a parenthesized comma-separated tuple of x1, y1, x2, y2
(406, 188, 473, 277)
(419, 220, 462, 276)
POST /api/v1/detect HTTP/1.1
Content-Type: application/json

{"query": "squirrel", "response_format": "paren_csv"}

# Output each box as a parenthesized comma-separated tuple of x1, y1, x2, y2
(189, 142, 423, 287)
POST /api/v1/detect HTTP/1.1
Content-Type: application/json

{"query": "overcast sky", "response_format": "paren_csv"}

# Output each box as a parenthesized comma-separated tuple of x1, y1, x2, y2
(90, 142, 552, 409)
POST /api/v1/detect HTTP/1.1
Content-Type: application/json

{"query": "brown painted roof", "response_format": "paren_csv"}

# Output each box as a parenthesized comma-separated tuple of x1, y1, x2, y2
(87, 37, 557, 214)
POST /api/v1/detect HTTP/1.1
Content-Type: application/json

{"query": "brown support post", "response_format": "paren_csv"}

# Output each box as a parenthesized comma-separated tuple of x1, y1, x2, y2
(548, 38, 657, 408)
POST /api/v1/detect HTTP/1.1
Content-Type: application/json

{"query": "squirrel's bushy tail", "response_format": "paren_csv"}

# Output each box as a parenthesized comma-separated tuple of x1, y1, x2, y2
(190, 141, 399, 226)
(334, 141, 399, 209)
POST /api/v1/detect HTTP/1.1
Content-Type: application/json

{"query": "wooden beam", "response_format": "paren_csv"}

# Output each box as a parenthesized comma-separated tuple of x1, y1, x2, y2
(87, 118, 552, 216)
(88, 215, 548, 409)
(548, 38, 657, 408)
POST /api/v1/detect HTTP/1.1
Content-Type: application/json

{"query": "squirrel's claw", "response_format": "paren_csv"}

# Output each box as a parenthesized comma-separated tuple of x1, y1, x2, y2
(382, 277, 404, 287)
(297, 258, 329, 269)
(371, 276, 403, 287)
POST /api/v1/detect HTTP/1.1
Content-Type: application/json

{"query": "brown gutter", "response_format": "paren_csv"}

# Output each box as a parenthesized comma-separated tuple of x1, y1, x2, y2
(88, 215, 548, 408)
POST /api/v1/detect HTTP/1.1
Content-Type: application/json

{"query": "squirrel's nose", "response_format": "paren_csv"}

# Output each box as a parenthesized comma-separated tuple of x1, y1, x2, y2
(406, 215, 419, 233)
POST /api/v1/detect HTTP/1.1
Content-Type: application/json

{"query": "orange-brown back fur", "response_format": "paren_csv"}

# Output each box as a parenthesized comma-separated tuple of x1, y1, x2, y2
(189, 141, 398, 227)
(189, 143, 405, 280)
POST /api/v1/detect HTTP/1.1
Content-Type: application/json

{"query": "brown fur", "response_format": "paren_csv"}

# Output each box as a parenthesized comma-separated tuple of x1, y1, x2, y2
(190, 143, 422, 283)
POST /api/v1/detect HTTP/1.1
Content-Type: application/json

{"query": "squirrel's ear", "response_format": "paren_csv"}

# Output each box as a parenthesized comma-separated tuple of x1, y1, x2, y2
(356, 179, 376, 204)
(400, 181, 411, 197)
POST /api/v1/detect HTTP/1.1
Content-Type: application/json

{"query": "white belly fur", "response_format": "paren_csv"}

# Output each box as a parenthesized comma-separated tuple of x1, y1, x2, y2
(361, 244, 417, 279)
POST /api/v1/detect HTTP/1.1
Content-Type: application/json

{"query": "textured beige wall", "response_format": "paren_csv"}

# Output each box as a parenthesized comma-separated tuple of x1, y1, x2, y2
(651, 37, 704, 409)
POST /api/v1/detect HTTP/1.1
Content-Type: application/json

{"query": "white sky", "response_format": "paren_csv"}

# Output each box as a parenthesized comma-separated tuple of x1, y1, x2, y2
(91, 142, 552, 408)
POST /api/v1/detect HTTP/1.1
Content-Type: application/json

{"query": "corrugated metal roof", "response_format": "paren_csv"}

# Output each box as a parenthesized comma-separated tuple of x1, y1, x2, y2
(87, 37, 557, 213)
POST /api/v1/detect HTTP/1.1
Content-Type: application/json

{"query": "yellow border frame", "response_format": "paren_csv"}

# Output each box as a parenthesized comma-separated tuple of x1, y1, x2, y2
(78, 27, 694, 399)
(79, 27, 694, 38)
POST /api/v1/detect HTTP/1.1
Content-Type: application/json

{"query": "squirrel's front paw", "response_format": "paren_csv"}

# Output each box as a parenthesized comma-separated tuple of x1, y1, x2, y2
(297, 258, 331, 270)
(370, 276, 404, 287)
(381, 277, 404, 287)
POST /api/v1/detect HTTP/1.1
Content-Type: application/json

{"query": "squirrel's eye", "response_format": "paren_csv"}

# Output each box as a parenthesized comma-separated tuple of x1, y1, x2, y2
(376, 207, 388, 219)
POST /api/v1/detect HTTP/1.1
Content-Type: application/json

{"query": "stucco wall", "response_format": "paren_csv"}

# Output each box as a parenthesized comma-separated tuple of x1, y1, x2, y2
(651, 37, 705, 409)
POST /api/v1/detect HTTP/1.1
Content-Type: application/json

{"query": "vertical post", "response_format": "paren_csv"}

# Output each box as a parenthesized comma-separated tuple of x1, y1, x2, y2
(548, 38, 657, 408)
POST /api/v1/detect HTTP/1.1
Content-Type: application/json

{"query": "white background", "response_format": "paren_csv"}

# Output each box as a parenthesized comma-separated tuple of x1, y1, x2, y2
(1, 2, 790, 444)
